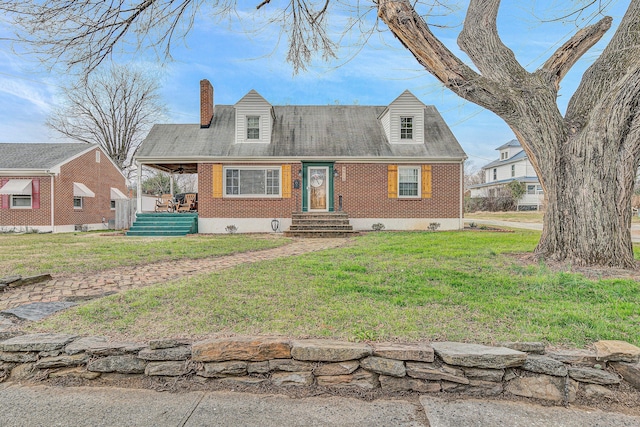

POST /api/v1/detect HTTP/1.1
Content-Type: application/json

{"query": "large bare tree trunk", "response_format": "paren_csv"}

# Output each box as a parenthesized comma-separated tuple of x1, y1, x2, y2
(379, 0, 640, 268)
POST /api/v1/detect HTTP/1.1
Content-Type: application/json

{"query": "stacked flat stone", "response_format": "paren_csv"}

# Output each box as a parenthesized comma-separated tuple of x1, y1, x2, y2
(0, 334, 638, 404)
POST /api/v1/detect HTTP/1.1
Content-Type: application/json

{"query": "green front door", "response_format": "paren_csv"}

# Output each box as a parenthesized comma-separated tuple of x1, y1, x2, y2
(301, 162, 335, 212)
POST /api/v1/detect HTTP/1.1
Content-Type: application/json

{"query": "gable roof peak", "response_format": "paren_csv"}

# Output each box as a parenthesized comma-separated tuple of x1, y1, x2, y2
(389, 89, 424, 105)
(235, 89, 271, 107)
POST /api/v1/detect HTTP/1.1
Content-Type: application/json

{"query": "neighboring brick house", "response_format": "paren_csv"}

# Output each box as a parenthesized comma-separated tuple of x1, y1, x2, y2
(133, 80, 467, 233)
(0, 143, 129, 233)
(468, 140, 544, 210)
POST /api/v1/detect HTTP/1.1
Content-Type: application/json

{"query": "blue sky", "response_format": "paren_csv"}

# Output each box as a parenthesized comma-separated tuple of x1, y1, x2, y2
(0, 1, 629, 168)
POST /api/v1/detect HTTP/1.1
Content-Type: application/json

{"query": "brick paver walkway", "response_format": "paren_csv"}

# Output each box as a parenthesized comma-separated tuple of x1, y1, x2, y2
(0, 238, 349, 311)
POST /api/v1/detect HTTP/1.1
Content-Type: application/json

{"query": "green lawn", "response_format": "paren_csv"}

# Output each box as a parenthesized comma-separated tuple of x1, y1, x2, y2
(32, 230, 640, 347)
(0, 232, 290, 276)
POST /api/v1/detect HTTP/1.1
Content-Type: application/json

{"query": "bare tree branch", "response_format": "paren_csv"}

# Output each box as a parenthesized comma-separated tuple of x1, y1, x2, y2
(457, 0, 526, 83)
(541, 16, 612, 90)
(566, 1, 640, 129)
(47, 64, 167, 171)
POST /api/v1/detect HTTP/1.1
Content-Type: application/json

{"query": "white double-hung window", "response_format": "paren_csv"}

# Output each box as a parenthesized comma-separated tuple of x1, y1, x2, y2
(247, 116, 260, 140)
(225, 167, 280, 197)
(400, 117, 413, 140)
(398, 166, 420, 198)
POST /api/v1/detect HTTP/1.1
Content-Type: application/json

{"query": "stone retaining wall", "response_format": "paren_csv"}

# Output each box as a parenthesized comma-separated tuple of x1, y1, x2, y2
(1, 334, 639, 404)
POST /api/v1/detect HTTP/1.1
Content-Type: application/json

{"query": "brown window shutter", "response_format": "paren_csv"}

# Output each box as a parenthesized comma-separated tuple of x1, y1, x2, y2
(422, 165, 432, 198)
(388, 165, 398, 198)
(212, 164, 223, 198)
(281, 165, 291, 198)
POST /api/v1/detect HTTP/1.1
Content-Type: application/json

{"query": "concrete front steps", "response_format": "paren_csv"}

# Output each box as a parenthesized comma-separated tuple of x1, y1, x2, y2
(126, 212, 198, 237)
(284, 212, 357, 238)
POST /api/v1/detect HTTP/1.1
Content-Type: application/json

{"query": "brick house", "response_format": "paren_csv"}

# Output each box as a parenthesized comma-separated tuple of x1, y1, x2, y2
(133, 80, 466, 233)
(0, 143, 129, 233)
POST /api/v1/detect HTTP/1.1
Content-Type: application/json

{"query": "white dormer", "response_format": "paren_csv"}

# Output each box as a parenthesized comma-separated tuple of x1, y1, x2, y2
(235, 90, 273, 144)
(496, 139, 522, 161)
(379, 90, 425, 144)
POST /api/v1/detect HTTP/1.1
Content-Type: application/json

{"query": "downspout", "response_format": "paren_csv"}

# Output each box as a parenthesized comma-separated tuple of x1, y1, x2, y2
(136, 162, 142, 214)
(460, 160, 464, 229)
(49, 173, 55, 233)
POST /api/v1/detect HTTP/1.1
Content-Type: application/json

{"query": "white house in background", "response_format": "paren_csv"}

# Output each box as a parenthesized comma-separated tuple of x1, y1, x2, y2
(469, 140, 544, 210)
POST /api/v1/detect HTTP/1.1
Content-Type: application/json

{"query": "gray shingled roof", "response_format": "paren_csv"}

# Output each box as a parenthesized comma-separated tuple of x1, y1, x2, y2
(496, 139, 521, 150)
(0, 143, 96, 170)
(482, 149, 527, 169)
(136, 105, 465, 161)
(468, 176, 540, 189)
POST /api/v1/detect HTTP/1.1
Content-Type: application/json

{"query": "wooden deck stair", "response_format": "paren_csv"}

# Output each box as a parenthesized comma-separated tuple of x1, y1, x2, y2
(284, 212, 357, 238)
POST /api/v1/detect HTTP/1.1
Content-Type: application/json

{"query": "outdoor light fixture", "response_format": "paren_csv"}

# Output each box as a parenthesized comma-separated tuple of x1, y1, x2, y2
(333, 169, 339, 178)
(298, 169, 302, 177)
(271, 219, 280, 232)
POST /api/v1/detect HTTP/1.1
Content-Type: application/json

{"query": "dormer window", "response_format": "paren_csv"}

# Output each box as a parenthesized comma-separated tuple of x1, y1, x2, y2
(400, 117, 413, 139)
(247, 116, 260, 140)
(501, 152, 508, 160)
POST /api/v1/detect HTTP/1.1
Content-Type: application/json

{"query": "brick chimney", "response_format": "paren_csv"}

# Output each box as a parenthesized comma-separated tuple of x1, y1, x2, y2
(200, 79, 214, 128)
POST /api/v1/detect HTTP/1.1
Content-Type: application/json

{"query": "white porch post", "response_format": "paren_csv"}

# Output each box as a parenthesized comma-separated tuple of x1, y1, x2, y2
(170, 173, 174, 195)
(136, 162, 143, 214)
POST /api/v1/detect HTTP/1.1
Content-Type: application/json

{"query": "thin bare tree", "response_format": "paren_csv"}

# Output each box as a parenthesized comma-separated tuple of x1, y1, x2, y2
(2, 0, 639, 267)
(47, 65, 166, 172)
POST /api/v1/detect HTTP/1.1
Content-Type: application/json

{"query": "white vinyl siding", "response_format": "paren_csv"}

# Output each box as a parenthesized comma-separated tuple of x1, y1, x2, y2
(385, 91, 425, 144)
(485, 156, 536, 182)
(224, 167, 281, 197)
(235, 90, 272, 143)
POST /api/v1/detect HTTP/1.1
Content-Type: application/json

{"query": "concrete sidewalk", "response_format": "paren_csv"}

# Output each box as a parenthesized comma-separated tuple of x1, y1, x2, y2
(0, 384, 638, 427)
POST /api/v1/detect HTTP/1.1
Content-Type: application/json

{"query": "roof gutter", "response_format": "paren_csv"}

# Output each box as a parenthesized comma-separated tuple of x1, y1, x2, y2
(134, 155, 468, 164)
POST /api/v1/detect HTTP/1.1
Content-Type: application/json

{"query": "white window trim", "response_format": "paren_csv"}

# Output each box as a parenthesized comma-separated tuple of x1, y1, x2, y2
(223, 166, 282, 198)
(110, 200, 116, 210)
(400, 116, 414, 140)
(10, 194, 32, 209)
(246, 116, 260, 140)
(398, 166, 421, 199)
(511, 164, 515, 177)
(74, 196, 83, 209)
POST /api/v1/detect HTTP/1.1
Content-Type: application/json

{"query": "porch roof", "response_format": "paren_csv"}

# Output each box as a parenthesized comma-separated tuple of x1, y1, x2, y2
(135, 105, 465, 170)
